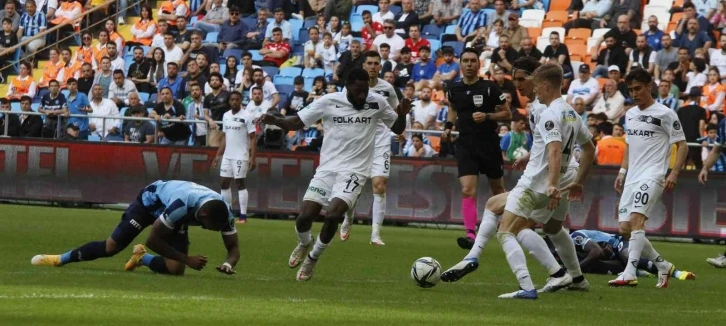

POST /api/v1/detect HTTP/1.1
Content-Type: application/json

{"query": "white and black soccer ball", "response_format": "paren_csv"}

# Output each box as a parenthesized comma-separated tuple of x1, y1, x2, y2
(410, 257, 442, 288)
(513, 147, 529, 160)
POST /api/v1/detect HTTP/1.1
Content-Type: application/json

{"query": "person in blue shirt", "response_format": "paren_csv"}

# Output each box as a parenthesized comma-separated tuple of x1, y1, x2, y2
(31, 180, 240, 276)
(411, 46, 437, 84)
(699, 121, 726, 173)
(434, 46, 460, 83)
(64, 78, 92, 140)
(700, 117, 726, 267)
(643, 16, 665, 51)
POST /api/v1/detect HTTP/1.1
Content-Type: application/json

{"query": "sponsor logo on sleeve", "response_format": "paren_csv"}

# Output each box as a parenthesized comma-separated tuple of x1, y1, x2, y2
(673, 120, 681, 131)
(545, 121, 554, 131)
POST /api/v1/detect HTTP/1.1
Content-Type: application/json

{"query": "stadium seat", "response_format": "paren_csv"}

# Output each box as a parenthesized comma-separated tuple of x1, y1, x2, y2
(61, 89, 70, 98)
(428, 39, 441, 53)
(526, 27, 542, 40)
(88, 135, 101, 141)
(10, 102, 19, 111)
(292, 44, 305, 57)
(349, 14, 363, 25)
(204, 32, 218, 43)
(356, 5, 378, 15)
(571, 61, 582, 75)
(303, 19, 316, 29)
(273, 75, 294, 85)
(351, 21, 364, 32)
(290, 19, 303, 42)
(643, 5, 669, 17)
(565, 38, 585, 48)
(544, 11, 568, 27)
(549, 0, 569, 11)
(276, 85, 294, 98)
(302, 68, 324, 78)
(262, 66, 279, 77)
(298, 29, 310, 45)
(591, 28, 609, 39)
(568, 28, 591, 41)
(427, 135, 441, 153)
(649, 0, 674, 6)
(519, 18, 540, 28)
(280, 67, 302, 77)
(138, 92, 150, 103)
(389, 5, 401, 15)
(522, 9, 545, 24)
(536, 36, 550, 52)
(542, 27, 565, 42)
(249, 50, 263, 61)
(671, 12, 683, 22)
(596, 78, 608, 89)
(242, 17, 256, 27)
(223, 49, 243, 62)
(278, 93, 288, 109)
(422, 24, 441, 38)
(303, 77, 315, 91)
(444, 25, 457, 35)
(442, 41, 463, 56)
(587, 37, 601, 52)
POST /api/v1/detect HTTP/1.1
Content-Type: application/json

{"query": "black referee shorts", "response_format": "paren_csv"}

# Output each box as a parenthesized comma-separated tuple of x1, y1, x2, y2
(454, 137, 504, 179)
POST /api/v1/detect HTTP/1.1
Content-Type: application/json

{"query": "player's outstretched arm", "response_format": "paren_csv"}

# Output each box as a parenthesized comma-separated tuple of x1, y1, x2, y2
(216, 233, 240, 275)
(260, 114, 305, 131)
(699, 142, 724, 184)
(665, 140, 688, 191)
(146, 219, 207, 270)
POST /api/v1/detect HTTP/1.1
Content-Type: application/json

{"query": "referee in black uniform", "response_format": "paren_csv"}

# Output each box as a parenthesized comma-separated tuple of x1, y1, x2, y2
(443, 48, 512, 250)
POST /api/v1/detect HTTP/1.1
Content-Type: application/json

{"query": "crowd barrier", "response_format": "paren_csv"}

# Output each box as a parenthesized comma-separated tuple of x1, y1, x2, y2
(0, 139, 724, 239)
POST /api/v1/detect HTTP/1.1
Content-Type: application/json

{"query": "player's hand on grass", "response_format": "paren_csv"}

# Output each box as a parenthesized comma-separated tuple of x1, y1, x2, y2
(560, 183, 583, 202)
(472, 112, 486, 123)
(185, 255, 208, 270)
(546, 186, 561, 210)
(397, 98, 412, 116)
(698, 169, 708, 185)
(664, 172, 678, 192)
(614, 173, 625, 194)
(216, 262, 236, 275)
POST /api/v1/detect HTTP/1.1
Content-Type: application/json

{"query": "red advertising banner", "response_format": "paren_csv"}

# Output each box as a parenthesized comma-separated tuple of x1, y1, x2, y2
(0, 139, 725, 239)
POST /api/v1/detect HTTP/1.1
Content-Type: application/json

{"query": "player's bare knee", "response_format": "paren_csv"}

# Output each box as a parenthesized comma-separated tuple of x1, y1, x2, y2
(619, 222, 632, 238)
(461, 187, 476, 198)
(235, 178, 246, 190)
(485, 192, 507, 214)
(220, 178, 231, 189)
(629, 214, 647, 230)
(372, 178, 387, 194)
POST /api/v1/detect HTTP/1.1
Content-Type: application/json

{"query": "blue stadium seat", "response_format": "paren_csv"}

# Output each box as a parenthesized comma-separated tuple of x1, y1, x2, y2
(88, 135, 101, 141)
(303, 18, 317, 29)
(351, 21, 364, 32)
(267, 17, 274, 25)
(120, 107, 127, 118)
(262, 66, 279, 77)
(444, 25, 457, 35)
(138, 92, 150, 103)
(483, 8, 495, 19)
(249, 50, 263, 61)
(422, 24, 442, 38)
(297, 29, 310, 45)
(11, 102, 20, 112)
(303, 77, 315, 92)
(356, 5, 378, 15)
(389, 5, 401, 15)
(292, 44, 305, 57)
(443, 41, 464, 56)
(276, 84, 294, 97)
(242, 17, 256, 28)
(278, 93, 288, 109)
(428, 39, 441, 52)
(204, 32, 218, 43)
(290, 19, 303, 42)
(274, 75, 294, 85)
(302, 68, 324, 78)
(223, 48, 243, 62)
(61, 89, 70, 98)
(280, 67, 302, 77)
(349, 14, 363, 25)
(31, 103, 39, 111)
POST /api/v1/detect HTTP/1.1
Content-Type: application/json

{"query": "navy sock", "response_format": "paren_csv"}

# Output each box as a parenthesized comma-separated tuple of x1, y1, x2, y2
(61, 241, 109, 264)
(147, 256, 171, 274)
(638, 258, 658, 274)
(550, 268, 566, 278)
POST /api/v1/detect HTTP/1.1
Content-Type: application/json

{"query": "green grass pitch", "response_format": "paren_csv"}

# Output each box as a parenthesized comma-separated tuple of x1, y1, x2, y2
(0, 204, 724, 325)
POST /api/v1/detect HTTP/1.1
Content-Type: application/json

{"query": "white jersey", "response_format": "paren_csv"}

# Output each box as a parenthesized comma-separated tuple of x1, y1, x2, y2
(369, 78, 400, 144)
(222, 109, 255, 160)
(519, 98, 591, 193)
(623, 102, 685, 185)
(245, 100, 272, 120)
(529, 98, 579, 169)
(298, 92, 398, 176)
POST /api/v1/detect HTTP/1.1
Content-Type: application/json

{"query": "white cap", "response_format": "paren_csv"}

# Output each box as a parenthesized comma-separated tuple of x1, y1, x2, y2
(608, 65, 620, 72)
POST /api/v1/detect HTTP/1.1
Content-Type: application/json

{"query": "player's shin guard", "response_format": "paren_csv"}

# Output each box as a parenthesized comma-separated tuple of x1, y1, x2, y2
(143, 255, 171, 274)
(309, 237, 330, 260)
(640, 237, 661, 261)
(462, 197, 477, 240)
(464, 210, 499, 260)
(516, 229, 562, 276)
(371, 193, 385, 238)
(497, 232, 535, 291)
(61, 240, 110, 265)
(547, 228, 584, 279)
(623, 230, 646, 278)
(221, 189, 232, 205)
(238, 189, 249, 217)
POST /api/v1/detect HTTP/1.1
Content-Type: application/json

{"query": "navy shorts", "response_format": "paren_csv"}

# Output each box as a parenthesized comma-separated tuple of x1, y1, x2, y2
(454, 137, 504, 179)
(110, 199, 189, 254)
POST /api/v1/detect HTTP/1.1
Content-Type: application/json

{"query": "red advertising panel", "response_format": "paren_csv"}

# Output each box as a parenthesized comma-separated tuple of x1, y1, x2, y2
(0, 139, 724, 239)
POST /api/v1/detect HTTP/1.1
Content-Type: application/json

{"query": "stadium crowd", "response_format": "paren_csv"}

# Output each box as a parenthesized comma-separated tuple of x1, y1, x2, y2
(0, 0, 724, 171)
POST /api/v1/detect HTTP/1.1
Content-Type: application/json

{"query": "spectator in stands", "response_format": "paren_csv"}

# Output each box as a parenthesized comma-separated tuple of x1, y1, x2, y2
(222, 56, 238, 88)
(490, 34, 519, 75)
(702, 67, 726, 115)
(18, 95, 42, 137)
(237, 68, 253, 105)
(127, 47, 150, 88)
(303, 26, 322, 68)
(151, 87, 190, 145)
(217, 7, 247, 51)
(684, 58, 708, 96)
(104, 19, 125, 54)
(367, 2, 390, 24)
(711, 35, 726, 79)
(373, 19, 405, 60)
(59, 124, 81, 141)
(659, 69, 681, 99)
(75, 32, 94, 66)
(411, 86, 437, 128)
(405, 134, 436, 157)
(0, 18, 17, 74)
(77, 62, 93, 95)
(174, 16, 192, 51)
(607, 65, 630, 100)
(595, 121, 625, 166)
(393, 46, 414, 87)
(667, 47, 691, 94)
(305, 0, 326, 17)
(182, 83, 207, 146)
(379, 43, 395, 75)
(46, 0, 80, 45)
(138, 48, 166, 94)
(181, 32, 213, 72)
(541, 31, 574, 89)
(0, 2, 20, 33)
(573, 97, 588, 121)
(7, 61, 36, 101)
(38, 48, 64, 90)
(244, 8, 268, 50)
(592, 79, 625, 122)
(431, 0, 461, 27)
(567, 64, 600, 109)
(676, 2, 712, 40)
(192, 0, 227, 34)
(500, 116, 532, 163)
(487, 0, 509, 28)
(306, 75, 326, 105)
(108, 69, 137, 109)
(127, 4, 156, 47)
(283, 76, 307, 117)
(124, 107, 155, 144)
(597, 0, 639, 29)
(314, 32, 337, 71)
(18, 0, 47, 60)
(404, 25, 430, 62)
(148, 19, 168, 56)
(491, 66, 521, 108)
(161, 32, 183, 64)
(393, 0, 419, 35)
(93, 56, 113, 97)
(105, 43, 125, 74)
(455, 0, 486, 43)
(654, 34, 677, 81)
(642, 15, 664, 51)
(88, 84, 122, 140)
(674, 18, 712, 56)
(252, 68, 279, 108)
(0, 97, 19, 136)
(657, 79, 677, 110)
(204, 72, 229, 146)
(322, 0, 351, 22)
(412, 45, 436, 86)
(414, 0, 433, 22)
(158, 0, 189, 33)
(692, 0, 718, 19)
(627, 35, 656, 75)
(592, 15, 636, 66)
(334, 22, 353, 53)
(361, 10, 383, 51)
(699, 123, 724, 171)
(184, 60, 207, 91)
(332, 40, 363, 85)
(433, 46, 459, 83)
(64, 78, 91, 139)
(501, 13, 527, 51)
(157, 62, 187, 100)
(264, 7, 291, 43)
(246, 86, 273, 120)
(678, 86, 707, 169)
(59, 48, 79, 88)
(563, 0, 611, 32)
(592, 34, 627, 78)
(517, 37, 541, 61)
(204, 62, 230, 93)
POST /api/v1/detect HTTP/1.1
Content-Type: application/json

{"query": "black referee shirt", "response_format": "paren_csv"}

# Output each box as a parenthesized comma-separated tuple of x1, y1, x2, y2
(446, 78, 506, 138)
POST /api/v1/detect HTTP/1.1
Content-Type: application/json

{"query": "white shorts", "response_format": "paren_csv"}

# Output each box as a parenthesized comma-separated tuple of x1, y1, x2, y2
(618, 179, 664, 222)
(220, 157, 248, 179)
(370, 139, 392, 178)
(303, 170, 368, 208)
(505, 168, 577, 224)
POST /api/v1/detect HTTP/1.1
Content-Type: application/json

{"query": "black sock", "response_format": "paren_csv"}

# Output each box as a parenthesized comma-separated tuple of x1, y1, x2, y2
(66, 241, 109, 263)
(550, 268, 566, 278)
(147, 256, 171, 274)
(572, 275, 585, 283)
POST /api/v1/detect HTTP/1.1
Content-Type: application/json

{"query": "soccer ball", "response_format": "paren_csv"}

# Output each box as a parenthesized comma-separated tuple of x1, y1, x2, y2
(410, 257, 442, 288)
(513, 147, 529, 160)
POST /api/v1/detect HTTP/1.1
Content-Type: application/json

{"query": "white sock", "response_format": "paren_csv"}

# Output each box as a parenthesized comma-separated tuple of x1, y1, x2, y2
(516, 229, 561, 276)
(640, 237, 661, 261)
(623, 230, 646, 277)
(547, 228, 583, 278)
(498, 232, 535, 291)
(371, 193, 385, 238)
(309, 237, 330, 260)
(221, 188, 232, 205)
(238, 189, 248, 216)
(295, 226, 313, 246)
(343, 202, 355, 226)
(464, 210, 499, 260)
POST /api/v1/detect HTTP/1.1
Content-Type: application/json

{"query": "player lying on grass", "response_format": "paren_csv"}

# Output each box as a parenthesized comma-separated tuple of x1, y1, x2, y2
(550, 230, 695, 280)
(31, 180, 240, 276)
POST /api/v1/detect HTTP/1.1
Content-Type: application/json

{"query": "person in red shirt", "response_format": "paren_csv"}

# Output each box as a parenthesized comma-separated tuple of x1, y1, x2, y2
(258, 27, 290, 67)
(404, 25, 431, 63)
(361, 10, 383, 51)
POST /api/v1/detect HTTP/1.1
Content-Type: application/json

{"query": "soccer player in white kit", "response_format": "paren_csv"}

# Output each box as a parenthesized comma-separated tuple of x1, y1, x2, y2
(496, 63, 595, 299)
(441, 58, 594, 294)
(340, 51, 403, 246)
(608, 68, 689, 288)
(260, 68, 410, 281)
(212, 91, 256, 224)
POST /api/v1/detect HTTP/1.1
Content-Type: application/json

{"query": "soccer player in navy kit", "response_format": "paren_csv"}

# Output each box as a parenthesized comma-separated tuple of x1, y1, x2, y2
(442, 48, 511, 250)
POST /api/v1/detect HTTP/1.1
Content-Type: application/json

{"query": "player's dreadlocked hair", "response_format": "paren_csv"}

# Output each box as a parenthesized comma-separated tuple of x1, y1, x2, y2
(512, 57, 541, 75)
